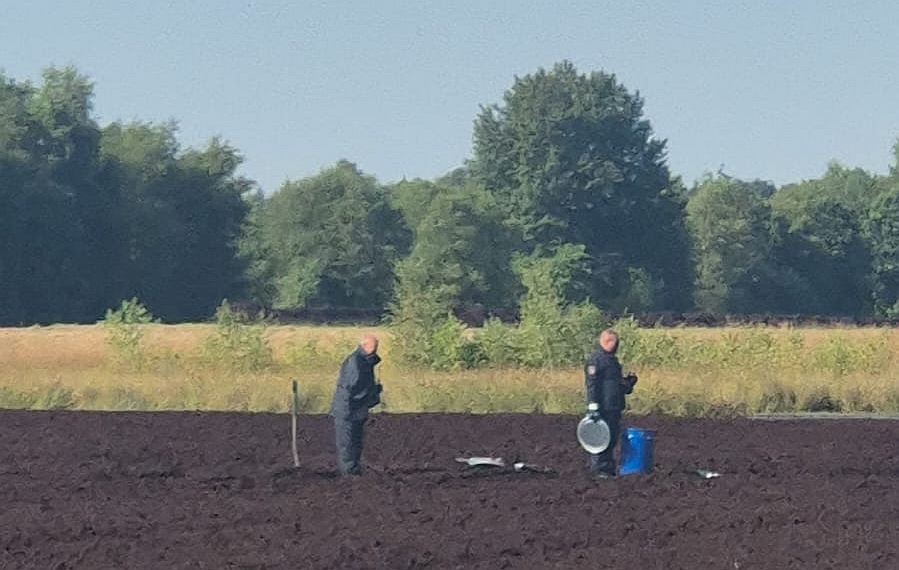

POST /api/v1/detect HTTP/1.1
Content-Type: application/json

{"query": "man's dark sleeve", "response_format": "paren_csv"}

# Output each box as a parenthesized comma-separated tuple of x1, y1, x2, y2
(585, 357, 601, 404)
(345, 358, 378, 406)
(337, 356, 360, 396)
(596, 356, 625, 411)
(622, 374, 636, 395)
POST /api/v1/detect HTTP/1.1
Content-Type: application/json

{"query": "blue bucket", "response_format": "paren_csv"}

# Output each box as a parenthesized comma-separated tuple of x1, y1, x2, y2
(618, 427, 655, 475)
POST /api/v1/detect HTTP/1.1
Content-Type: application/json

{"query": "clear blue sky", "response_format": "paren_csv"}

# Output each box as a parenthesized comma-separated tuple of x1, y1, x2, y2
(3, 0, 898, 194)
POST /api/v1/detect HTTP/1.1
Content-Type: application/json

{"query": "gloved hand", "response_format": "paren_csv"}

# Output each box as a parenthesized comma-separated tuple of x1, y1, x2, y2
(622, 373, 638, 392)
(367, 383, 384, 409)
(586, 402, 601, 421)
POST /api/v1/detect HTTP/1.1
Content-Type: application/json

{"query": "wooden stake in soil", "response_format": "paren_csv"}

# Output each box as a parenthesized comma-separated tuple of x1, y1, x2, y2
(291, 380, 300, 468)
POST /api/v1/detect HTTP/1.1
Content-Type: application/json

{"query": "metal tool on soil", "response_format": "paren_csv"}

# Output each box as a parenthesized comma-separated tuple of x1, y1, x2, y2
(290, 380, 300, 468)
(455, 456, 506, 467)
(695, 469, 721, 479)
(454, 457, 554, 474)
(513, 462, 554, 473)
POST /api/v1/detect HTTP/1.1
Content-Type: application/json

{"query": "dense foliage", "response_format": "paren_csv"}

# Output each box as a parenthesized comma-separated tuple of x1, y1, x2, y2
(0, 68, 249, 323)
(5, 62, 899, 341)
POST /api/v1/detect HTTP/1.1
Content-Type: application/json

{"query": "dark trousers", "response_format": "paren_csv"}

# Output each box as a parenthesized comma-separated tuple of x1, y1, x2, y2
(588, 410, 622, 475)
(334, 414, 366, 475)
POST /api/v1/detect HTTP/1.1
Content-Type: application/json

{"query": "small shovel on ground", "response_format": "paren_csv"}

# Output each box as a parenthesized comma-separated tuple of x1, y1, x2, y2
(454, 457, 554, 474)
(455, 457, 506, 468)
(512, 461, 554, 474)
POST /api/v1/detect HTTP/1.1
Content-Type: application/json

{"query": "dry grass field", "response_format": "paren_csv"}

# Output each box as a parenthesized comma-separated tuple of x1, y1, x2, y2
(1, 323, 898, 415)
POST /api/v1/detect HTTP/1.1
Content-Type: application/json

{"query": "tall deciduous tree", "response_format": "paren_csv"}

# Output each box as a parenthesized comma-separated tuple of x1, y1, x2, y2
(388, 178, 516, 364)
(861, 181, 899, 316)
(390, 179, 515, 315)
(469, 60, 692, 312)
(100, 124, 252, 321)
(770, 165, 875, 316)
(862, 192, 899, 316)
(2, 67, 102, 323)
(1, 66, 251, 324)
(685, 175, 776, 313)
(0, 74, 34, 323)
(854, 144, 899, 316)
(253, 160, 408, 310)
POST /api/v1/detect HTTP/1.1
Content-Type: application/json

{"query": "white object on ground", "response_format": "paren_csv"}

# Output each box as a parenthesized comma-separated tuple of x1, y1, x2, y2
(513, 462, 553, 473)
(696, 469, 722, 479)
(455, 457, 506, 467)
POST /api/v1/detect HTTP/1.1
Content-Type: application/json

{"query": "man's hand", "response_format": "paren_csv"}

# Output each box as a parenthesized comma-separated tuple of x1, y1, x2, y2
(622, 373, 638, 393)
(365, 383, 384, 410)
(586, 402, 601, 421)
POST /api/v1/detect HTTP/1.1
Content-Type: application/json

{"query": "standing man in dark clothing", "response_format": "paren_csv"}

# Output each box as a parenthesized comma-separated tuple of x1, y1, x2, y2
(584, 329, 637, 478)
(329, 334, 383, 476)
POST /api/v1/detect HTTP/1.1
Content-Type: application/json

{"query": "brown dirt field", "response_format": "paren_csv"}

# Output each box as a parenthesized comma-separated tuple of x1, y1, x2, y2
(2, 411, 898, 569)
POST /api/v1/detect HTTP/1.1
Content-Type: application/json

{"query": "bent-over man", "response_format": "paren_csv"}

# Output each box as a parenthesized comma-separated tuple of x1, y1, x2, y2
(329, 334, 383, 476)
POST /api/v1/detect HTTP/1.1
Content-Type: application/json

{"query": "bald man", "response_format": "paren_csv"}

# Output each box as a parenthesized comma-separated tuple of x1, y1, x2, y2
(584, 329, 638, 478)
(329, 334, 383, 475)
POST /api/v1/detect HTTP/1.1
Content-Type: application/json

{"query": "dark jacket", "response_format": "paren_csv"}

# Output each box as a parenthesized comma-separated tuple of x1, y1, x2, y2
(330, 347, 382, 420)
(584, 348, 633, 412)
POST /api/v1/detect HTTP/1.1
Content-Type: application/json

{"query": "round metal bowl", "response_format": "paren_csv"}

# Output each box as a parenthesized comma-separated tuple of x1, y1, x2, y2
(577, 416, 611, 454)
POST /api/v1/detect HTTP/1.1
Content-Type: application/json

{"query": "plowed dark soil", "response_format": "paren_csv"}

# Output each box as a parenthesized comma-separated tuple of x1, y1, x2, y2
(2, 410, 899, 569)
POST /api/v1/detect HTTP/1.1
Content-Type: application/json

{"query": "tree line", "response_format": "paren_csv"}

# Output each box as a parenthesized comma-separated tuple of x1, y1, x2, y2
(3, 62, 899, 327)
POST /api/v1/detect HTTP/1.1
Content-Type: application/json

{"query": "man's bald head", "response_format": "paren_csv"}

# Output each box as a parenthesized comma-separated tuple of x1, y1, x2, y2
(598, 329, 619, 353)
(359, 334, 379, 355)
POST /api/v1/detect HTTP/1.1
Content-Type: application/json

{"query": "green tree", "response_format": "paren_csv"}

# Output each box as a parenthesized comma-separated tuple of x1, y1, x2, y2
(0, 67, 103, 323)
(391, 179, 516, 314)
(1, 67, 253, 324)
(861, 184, 899, 316)
(388, 179, 516, 365)
(686, 175, 777, 313)
(236, 189, 279, 305)
(100, 124, 252, 321)
(0, 72, 32, 156)
(512, 243, 604, 367)
(469, 60, 692, 312)
(770, 166, 874, 316)
(0, 74, 34, 323)
(255, 160, 408, 311)
(855, 143, 899, 316)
